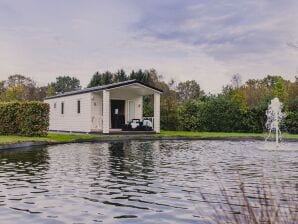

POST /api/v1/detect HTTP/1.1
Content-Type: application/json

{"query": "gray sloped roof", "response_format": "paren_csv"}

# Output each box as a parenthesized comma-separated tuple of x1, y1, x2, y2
(45, 79, 163, 100)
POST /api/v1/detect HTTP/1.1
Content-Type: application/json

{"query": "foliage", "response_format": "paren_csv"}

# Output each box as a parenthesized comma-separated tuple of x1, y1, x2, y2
(176, 80, 204, 101)
(201, 96, 244, 132)
(48, 76, 81, 95)
(0, 101, 49, 136)
(87, 69, 164, 88)
(178, 100, 204, 131)
(0, 74, 46, 101)
(242, 102, 268, 133)
(285, 111, 298, 134)
(88, 71, 115, 87)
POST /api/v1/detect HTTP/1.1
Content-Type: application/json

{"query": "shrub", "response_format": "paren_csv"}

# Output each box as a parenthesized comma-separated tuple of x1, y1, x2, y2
(178, 100, 204, 131)
(285, 111, 298, 134)
(0, 101, 49, 136)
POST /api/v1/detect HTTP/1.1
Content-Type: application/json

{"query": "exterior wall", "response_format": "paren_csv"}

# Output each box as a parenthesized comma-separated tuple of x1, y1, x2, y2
(44, 93, 92, 132)
(125, 97, 143, 122)
(90, 93, 103, 131)
(133, 96, 143, 120)
(44, 86, 160, 133)
(102, 90, 110, 133)
(154, 93, 161, 133)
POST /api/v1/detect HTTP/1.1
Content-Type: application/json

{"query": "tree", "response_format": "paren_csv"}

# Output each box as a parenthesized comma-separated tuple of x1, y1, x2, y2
(1, 74, 38, 101)
(0, 81, 5, 98)
(47, 84, 56, 96)
(49, 76, 81, 94)
(178, 100, 204, 131)
(6, 74, 35, 87)
(231, 73, 242, 89)
(176, 80, 204, 101)
(129, 69, 150, 83)
(88, 71, 114, 87)
(114, 69, 128, 82)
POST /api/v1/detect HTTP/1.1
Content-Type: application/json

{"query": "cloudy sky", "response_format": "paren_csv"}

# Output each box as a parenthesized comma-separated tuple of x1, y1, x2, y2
(0, 0, 298, 92)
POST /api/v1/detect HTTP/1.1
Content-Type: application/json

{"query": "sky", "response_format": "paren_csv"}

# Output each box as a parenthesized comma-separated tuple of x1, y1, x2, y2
(0, 0, 298, 93)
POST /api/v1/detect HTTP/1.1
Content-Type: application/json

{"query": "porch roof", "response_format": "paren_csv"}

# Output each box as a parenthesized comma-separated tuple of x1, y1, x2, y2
(45, 80, 163, 100)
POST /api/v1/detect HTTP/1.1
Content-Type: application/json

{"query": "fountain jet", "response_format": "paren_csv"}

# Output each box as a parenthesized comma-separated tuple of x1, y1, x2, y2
(265, 97, 286, 146)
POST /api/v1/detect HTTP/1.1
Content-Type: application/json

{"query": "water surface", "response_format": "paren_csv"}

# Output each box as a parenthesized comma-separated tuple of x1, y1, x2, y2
(0, 140, 297, 223)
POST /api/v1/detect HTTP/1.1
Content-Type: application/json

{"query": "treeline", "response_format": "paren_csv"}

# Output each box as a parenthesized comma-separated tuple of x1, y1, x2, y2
(0, 70, 297, 133)
(176, 75, 297, 134)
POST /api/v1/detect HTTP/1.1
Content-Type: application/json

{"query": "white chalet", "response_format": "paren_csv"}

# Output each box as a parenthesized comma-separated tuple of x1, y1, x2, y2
(44, 80, 162, 134)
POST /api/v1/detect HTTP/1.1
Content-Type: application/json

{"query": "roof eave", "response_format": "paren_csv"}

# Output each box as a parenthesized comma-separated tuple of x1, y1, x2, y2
(44, 80, 163, 100)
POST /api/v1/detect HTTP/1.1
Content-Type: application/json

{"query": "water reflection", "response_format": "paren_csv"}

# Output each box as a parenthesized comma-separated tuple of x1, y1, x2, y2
(0, 147, 49, 174)
(108, 142, 157, 180)
(0, 140, 296, 224)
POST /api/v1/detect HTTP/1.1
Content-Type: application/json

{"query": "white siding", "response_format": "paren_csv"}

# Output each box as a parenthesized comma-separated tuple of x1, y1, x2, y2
(134, 96, 143, 120)
(90, 93, 103, 131)
(44, 93, 92, 132)
(125, 96, 143, 122)
(154, 93, 161, 133)
(102, 90, 110, 133)
(44, 85, 160, 133)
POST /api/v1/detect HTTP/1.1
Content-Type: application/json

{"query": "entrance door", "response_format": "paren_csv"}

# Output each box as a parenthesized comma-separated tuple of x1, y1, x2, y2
(111, 100, 125, 129)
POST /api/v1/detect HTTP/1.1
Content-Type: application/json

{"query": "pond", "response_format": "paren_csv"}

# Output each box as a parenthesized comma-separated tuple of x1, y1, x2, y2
(0, 140, 297, 223)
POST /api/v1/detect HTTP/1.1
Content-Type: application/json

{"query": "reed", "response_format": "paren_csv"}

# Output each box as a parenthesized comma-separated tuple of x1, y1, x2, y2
(200, 175, 298, 224)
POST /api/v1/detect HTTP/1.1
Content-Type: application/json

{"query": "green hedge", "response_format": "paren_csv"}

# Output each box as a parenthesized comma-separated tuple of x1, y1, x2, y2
(177, 98, 298, 134)
(0, 101, 49, 136)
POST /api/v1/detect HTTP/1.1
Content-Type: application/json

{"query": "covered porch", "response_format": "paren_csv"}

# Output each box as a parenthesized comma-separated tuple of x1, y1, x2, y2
(91, 82, 161, 134)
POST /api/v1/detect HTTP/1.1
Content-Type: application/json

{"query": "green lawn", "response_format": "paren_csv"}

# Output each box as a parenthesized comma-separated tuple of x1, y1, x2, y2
(0, 133, 100, 144)
(0, 131, 297, 145)
(158, 131, 264, 138)
(158, 131, 298, 139)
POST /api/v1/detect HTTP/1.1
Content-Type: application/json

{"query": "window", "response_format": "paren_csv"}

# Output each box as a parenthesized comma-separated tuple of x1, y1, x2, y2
(77, 100, 81, 114)
(61, 102, 64, 114)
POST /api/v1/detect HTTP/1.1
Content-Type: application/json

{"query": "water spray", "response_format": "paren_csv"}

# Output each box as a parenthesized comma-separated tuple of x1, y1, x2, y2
(265, 98, 286, 146)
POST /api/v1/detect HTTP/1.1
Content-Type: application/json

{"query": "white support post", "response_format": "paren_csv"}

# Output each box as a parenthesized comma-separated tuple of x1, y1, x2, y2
(102, 90, 110, 134)
(154, 93, 160, 133)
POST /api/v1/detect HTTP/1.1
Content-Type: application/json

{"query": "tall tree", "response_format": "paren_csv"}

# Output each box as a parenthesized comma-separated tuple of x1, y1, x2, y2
(49, 76, 81, 94)
(1, 74, 38, 101)
(114, 69, 128, 82)
(0, 81, 5, 97)
(88, 71, 114, 87)
(231, 73, 242, 89)
(176, 80, 204, 101)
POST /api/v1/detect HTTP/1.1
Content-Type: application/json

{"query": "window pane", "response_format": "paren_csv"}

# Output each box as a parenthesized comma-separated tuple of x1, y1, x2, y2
(61, 102, 64, 114)
(77, 100, 81, 114)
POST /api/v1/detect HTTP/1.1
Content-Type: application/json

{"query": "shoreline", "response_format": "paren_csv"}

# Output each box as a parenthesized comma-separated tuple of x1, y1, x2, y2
(0, 134, 297, 150)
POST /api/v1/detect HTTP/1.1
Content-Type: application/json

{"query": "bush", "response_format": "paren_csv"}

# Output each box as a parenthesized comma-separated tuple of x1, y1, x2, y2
(285, 111, 298, 134)
(284, 98, 298, 134)
(0, 101, 49, 136)
(200, 97, 244, 132)
(178, 100, 204, 131)
(242, 102, 268, 133)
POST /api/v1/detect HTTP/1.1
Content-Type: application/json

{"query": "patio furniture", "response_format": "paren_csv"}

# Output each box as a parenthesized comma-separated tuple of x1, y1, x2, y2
(121, 118, 153, 131)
